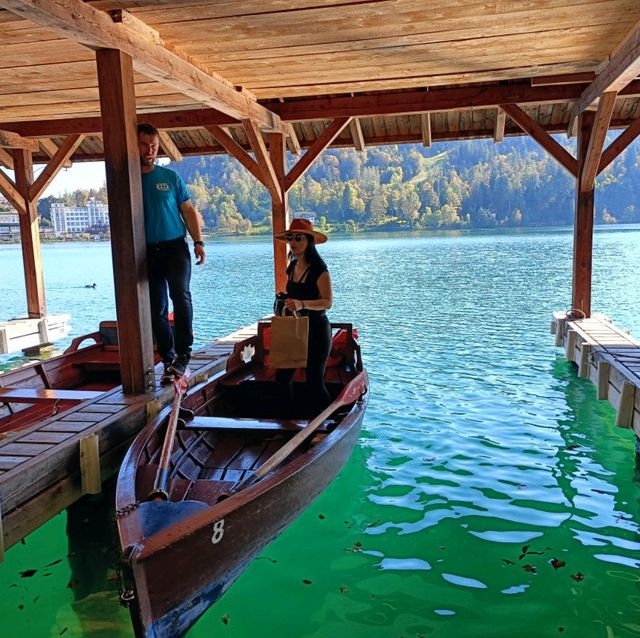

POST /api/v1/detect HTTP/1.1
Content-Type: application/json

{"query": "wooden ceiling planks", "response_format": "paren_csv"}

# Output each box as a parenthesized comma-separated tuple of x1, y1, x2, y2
(0, 0, 639, 158)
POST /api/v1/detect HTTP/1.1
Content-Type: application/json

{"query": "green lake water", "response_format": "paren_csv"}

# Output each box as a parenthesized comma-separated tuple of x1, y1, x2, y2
(1, 227, 639, 637)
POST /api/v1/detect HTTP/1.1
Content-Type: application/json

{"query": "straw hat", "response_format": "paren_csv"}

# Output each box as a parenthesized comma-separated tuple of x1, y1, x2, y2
(274, 218, 328, 244)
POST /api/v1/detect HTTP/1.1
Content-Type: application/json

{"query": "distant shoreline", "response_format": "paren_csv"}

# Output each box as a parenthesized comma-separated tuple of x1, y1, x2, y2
(0, 222, 640, 247)
(1, 221, 640, 247)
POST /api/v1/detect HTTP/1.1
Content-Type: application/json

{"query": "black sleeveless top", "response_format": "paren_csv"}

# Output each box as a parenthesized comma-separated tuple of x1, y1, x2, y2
(286, 259, 328, 317)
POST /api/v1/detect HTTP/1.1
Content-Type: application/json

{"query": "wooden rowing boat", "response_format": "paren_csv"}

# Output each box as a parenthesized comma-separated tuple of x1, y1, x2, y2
(0, 321, 124, 435)
(116, 322, 368, 638)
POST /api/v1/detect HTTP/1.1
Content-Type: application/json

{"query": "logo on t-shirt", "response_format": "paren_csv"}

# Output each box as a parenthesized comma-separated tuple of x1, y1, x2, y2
(156, 183, 170, 192)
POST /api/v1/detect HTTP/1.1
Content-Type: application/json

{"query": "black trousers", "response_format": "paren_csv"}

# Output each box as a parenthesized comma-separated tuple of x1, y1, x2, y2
(276, 313, 331, 411)
(146, 237, 193, 362)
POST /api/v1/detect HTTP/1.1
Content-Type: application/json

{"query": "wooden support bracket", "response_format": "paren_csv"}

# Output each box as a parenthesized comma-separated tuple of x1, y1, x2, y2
(194, 370, 209, 385)
(615, 382, 635, 429)
(146, 398, 161, 420)
(578, 342, 591, 378)
(597, 360, 610, 400)
(566, 329, 576, 362)
(79, 433, 101, 495)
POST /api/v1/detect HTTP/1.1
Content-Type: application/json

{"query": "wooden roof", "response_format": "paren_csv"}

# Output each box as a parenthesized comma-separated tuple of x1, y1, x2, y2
(1, 0, 640, 162)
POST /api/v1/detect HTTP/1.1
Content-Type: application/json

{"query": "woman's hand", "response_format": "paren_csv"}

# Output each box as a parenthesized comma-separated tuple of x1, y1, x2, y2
(285, 298, 304, 312)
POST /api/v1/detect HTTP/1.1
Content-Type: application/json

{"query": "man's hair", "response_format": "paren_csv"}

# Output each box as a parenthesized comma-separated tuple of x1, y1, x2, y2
(137, 122, 159, 137)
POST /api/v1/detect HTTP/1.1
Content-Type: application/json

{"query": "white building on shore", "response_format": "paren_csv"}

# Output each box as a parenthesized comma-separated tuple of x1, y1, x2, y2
(51, 199, 109, 235)
(0, 212, 20, 238)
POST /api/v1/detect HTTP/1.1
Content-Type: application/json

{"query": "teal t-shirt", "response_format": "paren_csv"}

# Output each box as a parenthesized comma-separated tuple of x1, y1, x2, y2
(141, 165, 191, 243)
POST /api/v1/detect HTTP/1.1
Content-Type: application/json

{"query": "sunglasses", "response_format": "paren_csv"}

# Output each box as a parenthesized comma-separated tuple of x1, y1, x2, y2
(284, 233, 307, 242)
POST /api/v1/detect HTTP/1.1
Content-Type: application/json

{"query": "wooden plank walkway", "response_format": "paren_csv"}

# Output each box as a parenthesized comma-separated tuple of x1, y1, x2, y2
(0, 323, 260, 557)
(552, 311, 640, 437)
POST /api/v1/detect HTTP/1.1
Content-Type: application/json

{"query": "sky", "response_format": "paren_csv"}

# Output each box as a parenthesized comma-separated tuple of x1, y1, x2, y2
(40, 161, 107, 197)
(1, 161, 107, 199)
(3, 158, 170, 199)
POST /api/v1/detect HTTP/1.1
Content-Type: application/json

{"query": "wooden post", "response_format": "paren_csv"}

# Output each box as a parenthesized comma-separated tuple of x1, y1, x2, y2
(615, 382, 635, 428)
(96, 48, 155, 395)
(566, 329, 576, 362)
(554, 316, 565, 347)
(597, 360, 610, 400)
(79, 433, 101, 494)
(13, 149, 46, 318)
(572, 111, 595, 317)
(578, 342, 590, 378)
(269, 132, 288, 294)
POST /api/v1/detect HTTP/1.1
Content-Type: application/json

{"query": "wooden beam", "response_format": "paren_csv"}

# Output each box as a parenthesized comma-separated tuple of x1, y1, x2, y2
(0, 129, 39, 152)
(500, 103, 578, 177)
(158, 130, 182, 162)
(349, 118, 365, 152)
(269, 133, 288, 295)
(205, 125, 264, 184)
(0, 148, 14, 170)
(96, 47, 155, 395)
(243, 119, 282, 204)
(0, 0, 284, 133)
(580, 91, 617, 192)
(29, 134, 84, 201)
(270, 81, 640, 121)
(0, 169, 24, 214)
(5, 79, 640, 141)
(574, 20, 640, 114)
(566, 105, 579, 139)
(285, 123, 301, 156)
(531, 73, 595, 86)
(494, 108, 506, 143)
(38, 138, 72, 168)
(1, 110, 236, 138)
(13, 148, 46, 317)
(572, 111, 595, 318)
(599, 113, 640, 173)
(419, 113, 431, 148)
(285, 117, 351, 192)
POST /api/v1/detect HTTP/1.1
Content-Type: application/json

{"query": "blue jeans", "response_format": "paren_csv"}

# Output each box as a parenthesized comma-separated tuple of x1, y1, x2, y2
(146, 237, 193, 362)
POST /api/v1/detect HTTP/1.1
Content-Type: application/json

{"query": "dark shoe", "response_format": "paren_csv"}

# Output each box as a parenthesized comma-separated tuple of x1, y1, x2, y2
(160, 362, 174, 385)
(167, 355, 189, 378)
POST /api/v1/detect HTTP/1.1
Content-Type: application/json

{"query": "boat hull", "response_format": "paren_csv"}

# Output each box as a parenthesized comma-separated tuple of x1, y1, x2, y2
(122, 401, 365, 638)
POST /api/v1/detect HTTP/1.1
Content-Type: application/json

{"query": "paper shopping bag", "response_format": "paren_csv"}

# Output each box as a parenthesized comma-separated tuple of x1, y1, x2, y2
(268, 315, 309, 369)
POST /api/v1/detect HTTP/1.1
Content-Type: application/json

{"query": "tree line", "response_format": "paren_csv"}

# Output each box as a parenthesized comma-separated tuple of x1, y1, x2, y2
(36, 135, 640, 234)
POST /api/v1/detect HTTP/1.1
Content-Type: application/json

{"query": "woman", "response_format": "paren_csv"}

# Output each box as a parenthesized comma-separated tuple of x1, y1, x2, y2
(274, 218, 333, 411)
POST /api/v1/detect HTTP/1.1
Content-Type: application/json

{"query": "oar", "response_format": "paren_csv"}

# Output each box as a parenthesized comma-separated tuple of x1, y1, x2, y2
(149, 372, 190, 500)
(225, 370, 368, 497)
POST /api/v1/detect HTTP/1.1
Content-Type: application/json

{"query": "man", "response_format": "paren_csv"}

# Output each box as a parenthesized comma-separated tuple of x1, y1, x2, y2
(138, 122, 206, 382)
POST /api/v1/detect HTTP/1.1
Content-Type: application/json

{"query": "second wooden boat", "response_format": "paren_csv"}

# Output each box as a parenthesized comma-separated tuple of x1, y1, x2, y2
(0, 321, 123, 436)
(116, 322, 368, 638)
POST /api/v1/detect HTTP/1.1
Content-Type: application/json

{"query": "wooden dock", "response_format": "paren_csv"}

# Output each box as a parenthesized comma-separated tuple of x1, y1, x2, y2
(552, 312, 640, 438)
(0, 323, 258, 559)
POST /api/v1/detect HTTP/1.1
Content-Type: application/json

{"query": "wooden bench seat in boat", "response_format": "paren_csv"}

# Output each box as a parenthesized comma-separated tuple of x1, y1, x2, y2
(0, 387, 103, 403)
(182, 416, 310, 431)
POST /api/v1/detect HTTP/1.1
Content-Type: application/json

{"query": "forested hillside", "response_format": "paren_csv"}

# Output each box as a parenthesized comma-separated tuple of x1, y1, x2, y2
(40, 135, 640, 234)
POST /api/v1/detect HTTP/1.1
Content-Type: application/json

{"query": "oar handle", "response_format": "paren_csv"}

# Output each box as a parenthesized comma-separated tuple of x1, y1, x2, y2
(229, 370, 368, 496)
(149, 374, 189, 500)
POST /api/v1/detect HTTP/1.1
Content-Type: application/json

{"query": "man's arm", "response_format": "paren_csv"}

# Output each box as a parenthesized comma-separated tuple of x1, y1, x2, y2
(179, 200, 206, 265)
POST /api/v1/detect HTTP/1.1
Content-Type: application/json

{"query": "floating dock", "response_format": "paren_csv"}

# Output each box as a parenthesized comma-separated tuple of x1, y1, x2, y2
(0, 324, 258, 559)
(552, 311, 640, 436)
